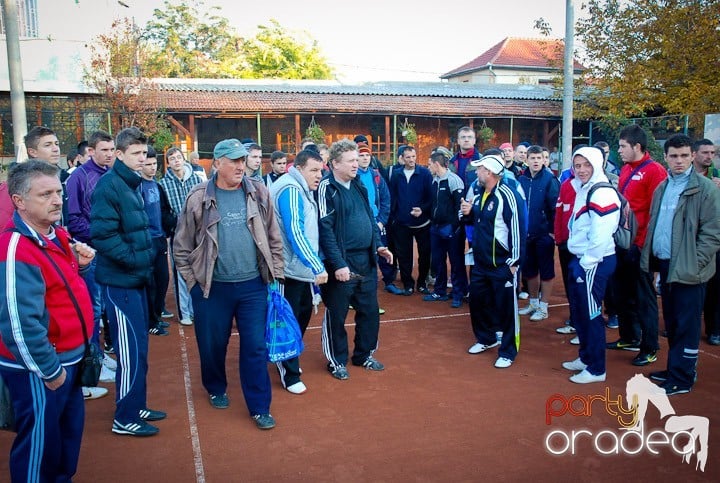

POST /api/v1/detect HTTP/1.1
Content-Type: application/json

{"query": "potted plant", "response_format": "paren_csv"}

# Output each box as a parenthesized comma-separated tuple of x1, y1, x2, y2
(477, 121, 495, 147)
(400, 118, 417, 144)
(305, 117, 326, 144)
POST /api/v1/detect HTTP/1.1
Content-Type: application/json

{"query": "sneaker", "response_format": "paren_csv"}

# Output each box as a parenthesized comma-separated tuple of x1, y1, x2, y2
(451, 298, 462, 308)
(158, 321, 170, 329)
(606, 339, 640, 351)
(378, 307, 386, 315)
(519, 303, 539, 316)
(252, 414, 276, 430)
(286, 381, 307, 395)
(708, 334, 720, 346)
(402, 287, 414, 296)
(422, 293, 448, 302)
(569, 369, 606, 384)
(209, 393, 229, 409)
(529, 306, 549, 321)
(328, 364, 349, 380)
(384, 283, 404, 295)
(82, 386, 108, 400)
(606, 315, 619, 329)
(356, 356, 384, 371)
(112, 419, 159, 437)
(649, 370, 668, 382)
(562, 358, 587, 371)
(99, 364, 115, 383)
(148, 325, 169, 336)
(468, 341, 500, 354)
(556, 325, 576, 334)
(416, 286, 431, 295)
(518, 291, 529, 300)
(179, 318, 193, 326)
(494, 357, 513, 368)
(139, 408, 167, 421)
(161, 310, 174, 318)
(570, 336, 580, 345)
(631, 351, 657, 366)
(103, 353, 117, 371)
(663, 383, 691, 396)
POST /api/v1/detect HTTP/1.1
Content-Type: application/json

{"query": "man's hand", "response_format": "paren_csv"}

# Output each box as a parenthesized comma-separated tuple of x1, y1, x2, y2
(712, 177, 720, 188)
(377, 247, 393, 264)
(315, 270, 329, 285)
(335, 267, 350, 282)
(72, 242, 96, 267)
(510, 265, 518, 276)
(44, 367, 66, 390)
(410, 207, 422, 217)
(460, 198, 472, 216)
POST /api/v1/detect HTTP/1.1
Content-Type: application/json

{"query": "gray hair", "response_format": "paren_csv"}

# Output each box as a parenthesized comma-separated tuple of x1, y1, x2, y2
(8, 160, 60, 198)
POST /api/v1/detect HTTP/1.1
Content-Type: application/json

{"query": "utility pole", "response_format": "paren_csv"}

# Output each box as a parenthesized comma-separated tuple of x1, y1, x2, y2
(561, 0, 574, 171)
(1, 0, 28, 162)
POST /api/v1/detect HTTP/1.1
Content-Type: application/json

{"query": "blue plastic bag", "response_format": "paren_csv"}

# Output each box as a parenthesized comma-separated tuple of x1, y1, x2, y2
(266, 282, 304, 362)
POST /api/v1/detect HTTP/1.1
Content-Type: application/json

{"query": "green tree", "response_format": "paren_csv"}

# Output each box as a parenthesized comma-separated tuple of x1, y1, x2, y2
(576, 0, 720, 130)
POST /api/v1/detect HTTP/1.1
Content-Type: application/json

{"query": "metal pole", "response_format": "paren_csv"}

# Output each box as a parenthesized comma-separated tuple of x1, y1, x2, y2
(256, 113, 262, 146)
(561, 0, 575, 171)
(2, 0, 28, 162)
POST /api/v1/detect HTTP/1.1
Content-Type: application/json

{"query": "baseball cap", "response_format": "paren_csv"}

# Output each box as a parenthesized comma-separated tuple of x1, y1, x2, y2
(358, 142, 371, 155)
(470, 155, 504, 175)
(213, 139, 248, 160)
(499, 142, 513, 150)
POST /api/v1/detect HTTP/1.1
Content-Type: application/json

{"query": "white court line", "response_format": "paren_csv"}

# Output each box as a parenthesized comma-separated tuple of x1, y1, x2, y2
(178, 325, 206, 483)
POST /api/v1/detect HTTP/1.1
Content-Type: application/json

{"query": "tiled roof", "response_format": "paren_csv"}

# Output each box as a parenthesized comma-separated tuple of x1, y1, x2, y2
(147, 79, 563, 118)
(441, 37, 584, 78)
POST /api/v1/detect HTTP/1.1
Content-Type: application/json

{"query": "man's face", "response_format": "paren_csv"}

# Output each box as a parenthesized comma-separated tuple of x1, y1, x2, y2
(573, 155, 594, 184)
(141, 157, 158, 180)
(28, 134, 61, 165)
(618, 139, 640, 163)
(117, 143, 147, 172)
(665, 145, 693, 176)
(515, 145, 528, 163)
(167, 151, 186, 175)
(476, 166, 492, 187)
(13, 174, 63, 232)
(93, 140, 116, 167)
(401, 149, 417, 169)
(694, 144, 716, 169)
(358, 152, 372, 169)
(319, 148, 329, 163)
(331, 150, 359, 183)
(298, 158, 324, 191)
(458, 130, 476, 152)
(79, 148, 92, 164)
(246, 149, 262, 172)
(214, 157, 245, 189)
(271, 157, 287, 175)
(542, 150, 550, 166)
(527, 153, 544, 175)
(501, 146, 514, 164)
(428, 159, 439, 176)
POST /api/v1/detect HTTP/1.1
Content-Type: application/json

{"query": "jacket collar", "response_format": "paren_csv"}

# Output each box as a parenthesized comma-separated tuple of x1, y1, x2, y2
(203, 174, 256, 206)
(111, 159, 142, 189)
(10, 211, 62, 249)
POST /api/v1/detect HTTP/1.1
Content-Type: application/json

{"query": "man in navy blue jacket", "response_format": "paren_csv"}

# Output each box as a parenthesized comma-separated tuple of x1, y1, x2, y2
(388, 146, 433, 295)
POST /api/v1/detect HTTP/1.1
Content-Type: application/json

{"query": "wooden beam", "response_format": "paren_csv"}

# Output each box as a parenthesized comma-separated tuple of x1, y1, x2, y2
(167, 115, 191, 138)
(295, 114, 301, 151)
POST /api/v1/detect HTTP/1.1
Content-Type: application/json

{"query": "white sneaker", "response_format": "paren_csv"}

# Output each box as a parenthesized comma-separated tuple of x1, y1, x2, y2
(562, 358, 587, 371)
(494, 357, 513, 368)
(529, 306, 549, 321)
(468, 341, 500, 354)
(83, 386, 109, 400)
(556, 325, 576, 334)
(179, 318, 193, 326)
(286, 381, 307, 395)
(99, 364, 116, 383)
(518, 291, 529, 300)
(518, 303, 539, 316)
(570, 336, 580, 345)
(569, 369, 606, 384)
(103, 353, 117, 371)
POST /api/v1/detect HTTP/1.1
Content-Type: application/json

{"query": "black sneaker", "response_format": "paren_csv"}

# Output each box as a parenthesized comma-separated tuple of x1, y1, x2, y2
(209, 393, 229, 409)
(161, 310, 174, 318)
(606, 339, 640, 351)
(663, 383, 691, 396)
(708, 334, 720, 346)
(112, 420, 159, 437)
(631, 351, 657, 366)
(148, 325, 169, 336)
(402, 287, 414, 296)
(416, 286, 431, 295)
(649, 370, 668, 382)
(158, 321, 170, 329)
(252, 414, 276, 430)
(327, 364, 349, 380)
(355, 356, 384, 371)
(139, 408, 167, 421)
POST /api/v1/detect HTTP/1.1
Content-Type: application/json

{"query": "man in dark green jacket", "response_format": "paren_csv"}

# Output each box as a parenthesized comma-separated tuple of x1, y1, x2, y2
(90, 127, 166, 436)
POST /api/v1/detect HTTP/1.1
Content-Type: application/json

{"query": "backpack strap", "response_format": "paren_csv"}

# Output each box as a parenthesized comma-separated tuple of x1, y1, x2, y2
(585, 181, 615, 213)
(619, 159, 652, 194)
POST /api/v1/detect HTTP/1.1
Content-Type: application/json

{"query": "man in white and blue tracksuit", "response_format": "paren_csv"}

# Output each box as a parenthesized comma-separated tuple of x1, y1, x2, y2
(562, 146, 620, 384)
(461, 155, 525, 369)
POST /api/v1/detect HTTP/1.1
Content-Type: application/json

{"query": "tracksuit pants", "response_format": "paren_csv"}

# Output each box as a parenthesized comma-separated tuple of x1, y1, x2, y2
(703, 257, 720, 337)
(393, 224, 431, 291)
(321, 269, 380, 368)
(0, 364, 83, 483)
(80, 258, 102, 347)
(190, 277, 271, 416)
(614, 247, 659, 352)
(146, 237, 170, 327)
(658, 260, 705, 389)
(378, 228, 397, 286)
(429, 226, 468, 301)
(568, 255, 616, 376)
(169, 240, 194, 321)
(277, 278, 313, 388)
(103, 285, 150, 425)
(468, 264, 519, 361)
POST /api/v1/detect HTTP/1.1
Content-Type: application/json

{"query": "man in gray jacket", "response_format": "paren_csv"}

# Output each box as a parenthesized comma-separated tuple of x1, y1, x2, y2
(641, 134, 720, 395)
(269, 149, 328, 395)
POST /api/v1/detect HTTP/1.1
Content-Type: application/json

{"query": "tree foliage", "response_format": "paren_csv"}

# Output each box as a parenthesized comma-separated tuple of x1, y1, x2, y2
(576, 0, 720, 129)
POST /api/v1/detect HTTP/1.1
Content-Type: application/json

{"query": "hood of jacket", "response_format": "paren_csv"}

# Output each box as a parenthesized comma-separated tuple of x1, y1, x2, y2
(571, 147, 609, 192)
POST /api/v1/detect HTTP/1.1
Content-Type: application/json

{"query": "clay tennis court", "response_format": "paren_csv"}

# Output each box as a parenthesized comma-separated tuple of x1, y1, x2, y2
(2, 278, 719, 482)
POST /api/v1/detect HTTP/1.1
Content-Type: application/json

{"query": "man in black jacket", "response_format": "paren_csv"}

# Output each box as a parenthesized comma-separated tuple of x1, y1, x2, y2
(90, 127, 166, 437)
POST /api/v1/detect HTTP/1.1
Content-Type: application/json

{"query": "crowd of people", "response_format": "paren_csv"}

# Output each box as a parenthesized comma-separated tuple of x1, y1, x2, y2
(0, 123, 718, 481)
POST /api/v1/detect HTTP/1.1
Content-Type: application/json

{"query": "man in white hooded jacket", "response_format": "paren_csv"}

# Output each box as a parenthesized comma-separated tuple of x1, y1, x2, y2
(562, 147, 621, 383)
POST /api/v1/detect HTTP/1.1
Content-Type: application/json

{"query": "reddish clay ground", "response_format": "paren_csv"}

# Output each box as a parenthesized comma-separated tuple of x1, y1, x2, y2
(2, 272, 719, 482)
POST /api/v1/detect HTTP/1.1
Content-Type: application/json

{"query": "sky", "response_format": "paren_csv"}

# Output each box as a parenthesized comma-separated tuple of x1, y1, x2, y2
(96, 0, 571, 83)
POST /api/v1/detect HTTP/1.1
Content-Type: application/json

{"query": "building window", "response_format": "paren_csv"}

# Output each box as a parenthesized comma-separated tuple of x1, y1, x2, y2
(0, 0, 39, 38)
